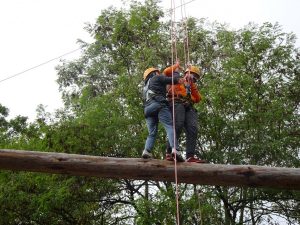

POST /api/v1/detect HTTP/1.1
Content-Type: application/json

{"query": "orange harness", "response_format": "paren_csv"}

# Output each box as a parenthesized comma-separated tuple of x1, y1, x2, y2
(166, 82, 202, 104)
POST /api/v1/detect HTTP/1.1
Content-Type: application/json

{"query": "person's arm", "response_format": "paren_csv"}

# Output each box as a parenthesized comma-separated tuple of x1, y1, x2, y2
(163, 60, 182, 77)
(190, 82, 202, 103)
(158, 71, 183, 85)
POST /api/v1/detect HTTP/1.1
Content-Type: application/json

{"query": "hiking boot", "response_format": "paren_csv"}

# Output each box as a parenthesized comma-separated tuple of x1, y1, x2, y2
(142, 149, 152, 159)
(165, 153, 174, 161)
(171, 151, 185, 162)
(186, 156, 207, 163)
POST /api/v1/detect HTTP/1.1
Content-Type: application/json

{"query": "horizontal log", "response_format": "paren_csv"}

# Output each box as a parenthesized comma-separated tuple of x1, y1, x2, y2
(0, 149, 299, 190)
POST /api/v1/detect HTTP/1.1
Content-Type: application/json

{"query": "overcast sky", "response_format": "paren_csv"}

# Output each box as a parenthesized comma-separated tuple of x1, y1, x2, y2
(0, 0, 299, 121)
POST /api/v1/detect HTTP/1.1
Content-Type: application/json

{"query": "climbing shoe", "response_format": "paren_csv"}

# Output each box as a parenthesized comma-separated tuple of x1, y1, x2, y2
(186, 156, 207, 163)
(165, 153, 174, 161)
(142, 149, 152, 159)
(171, 151, 185, 162)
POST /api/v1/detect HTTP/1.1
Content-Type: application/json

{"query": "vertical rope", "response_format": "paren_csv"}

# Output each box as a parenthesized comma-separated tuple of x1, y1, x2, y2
(170, 0, 193, 223)
(170, 0, 180, 224)
(171, 0, 178, 60)
(170, 1, 195, 224)
(182, 0, 191, 66)
(180, 0, 193, 88)
(180, 0, 187, 68)
(180, 0, 191, 76)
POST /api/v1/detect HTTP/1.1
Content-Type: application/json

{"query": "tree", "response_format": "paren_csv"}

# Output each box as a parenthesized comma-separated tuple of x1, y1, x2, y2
(0, 0, 299, 224)
(196, 22, 300, 225)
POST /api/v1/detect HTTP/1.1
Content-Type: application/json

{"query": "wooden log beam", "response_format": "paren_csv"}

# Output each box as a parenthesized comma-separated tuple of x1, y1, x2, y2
(0, 149, 299, 190)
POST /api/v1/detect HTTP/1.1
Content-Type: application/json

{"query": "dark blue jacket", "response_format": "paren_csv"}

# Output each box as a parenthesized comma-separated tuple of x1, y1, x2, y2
(145, 72, 180, 103)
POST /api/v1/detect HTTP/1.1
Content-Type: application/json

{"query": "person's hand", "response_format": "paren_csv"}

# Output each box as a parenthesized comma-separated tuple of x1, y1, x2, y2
(186, 63, 191, 70)
(175, 59, 184, 72)
(175, 59, 180, 67)
(184, 73, 191, 81)
(178, 78, 185, 84)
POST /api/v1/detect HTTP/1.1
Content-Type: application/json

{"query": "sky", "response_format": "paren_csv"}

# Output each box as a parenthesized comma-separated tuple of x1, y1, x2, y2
(0, 0, 299, 121)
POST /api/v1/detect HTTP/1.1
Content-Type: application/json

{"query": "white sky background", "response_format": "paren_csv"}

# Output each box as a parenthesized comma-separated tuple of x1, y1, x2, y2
(0, 0, 299, 121)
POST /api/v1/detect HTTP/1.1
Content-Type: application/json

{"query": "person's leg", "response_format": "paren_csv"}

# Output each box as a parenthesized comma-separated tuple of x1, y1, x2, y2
(184, 108, 206, 163)
(143, 116, 158, 158)
(159, 105, 185, 162)
(184, 107, 198, 158)
(143, 101, 162, 158)
(144, 101, 161, 118)
(166, 103, 186, 154)
(158, 107, 176, 149)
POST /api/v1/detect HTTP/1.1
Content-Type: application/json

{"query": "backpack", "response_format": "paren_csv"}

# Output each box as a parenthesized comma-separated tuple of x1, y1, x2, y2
(142, 77, 156, 103)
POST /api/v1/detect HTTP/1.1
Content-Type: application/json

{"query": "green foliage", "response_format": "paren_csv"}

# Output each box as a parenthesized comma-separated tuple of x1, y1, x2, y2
(0, 0, 299, 224)
(0, 171, 122, 225)
(198, 22, 300, 168)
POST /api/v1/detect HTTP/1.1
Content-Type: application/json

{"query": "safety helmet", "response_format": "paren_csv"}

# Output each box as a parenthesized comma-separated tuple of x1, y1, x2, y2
(184, 65, 201, 78)
(143, 67, 159, 80)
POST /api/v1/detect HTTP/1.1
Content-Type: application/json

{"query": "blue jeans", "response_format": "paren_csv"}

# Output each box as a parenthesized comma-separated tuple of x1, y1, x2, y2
(144, 102, 178, 152)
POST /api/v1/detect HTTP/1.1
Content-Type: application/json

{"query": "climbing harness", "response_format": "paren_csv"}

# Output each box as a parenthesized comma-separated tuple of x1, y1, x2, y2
(143, 77, 156, 103)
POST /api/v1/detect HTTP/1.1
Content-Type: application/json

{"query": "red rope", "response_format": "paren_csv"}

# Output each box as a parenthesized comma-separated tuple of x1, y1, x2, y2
(170, 1, 192, 223)
(170, 0, 180, 224)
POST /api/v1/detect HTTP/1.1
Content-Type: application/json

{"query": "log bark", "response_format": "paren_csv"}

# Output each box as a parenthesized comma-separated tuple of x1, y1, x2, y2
(0, 149, 299, 190)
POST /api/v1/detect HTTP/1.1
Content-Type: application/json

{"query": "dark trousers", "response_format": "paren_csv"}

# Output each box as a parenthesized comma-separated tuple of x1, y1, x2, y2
(166, 103, 198, 158)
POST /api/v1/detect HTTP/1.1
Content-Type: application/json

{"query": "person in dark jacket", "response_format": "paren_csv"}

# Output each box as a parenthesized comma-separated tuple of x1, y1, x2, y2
(142, 62, 184, 162)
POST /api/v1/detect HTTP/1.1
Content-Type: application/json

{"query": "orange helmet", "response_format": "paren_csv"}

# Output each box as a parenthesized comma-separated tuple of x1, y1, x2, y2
(185, 65, 201, 78)
(143, 67, 159, 80)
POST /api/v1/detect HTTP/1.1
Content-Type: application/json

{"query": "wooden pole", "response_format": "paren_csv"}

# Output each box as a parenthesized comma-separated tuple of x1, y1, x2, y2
(0, 149, 299, 190)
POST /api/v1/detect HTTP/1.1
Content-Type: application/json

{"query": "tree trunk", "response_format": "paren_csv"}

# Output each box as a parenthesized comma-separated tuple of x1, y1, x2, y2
(0, 149, 299, 190)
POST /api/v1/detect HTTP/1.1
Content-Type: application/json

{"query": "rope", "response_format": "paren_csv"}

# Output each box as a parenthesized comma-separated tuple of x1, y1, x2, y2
(170, 0, 180, 224)
(171, 0, 178, 61)
(180, 0, 193, 86)
(167, 0, 197, 14)
(0, 48, 81, 84)
(170, 1, 193, 224)
(180, 0, 191, 67)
